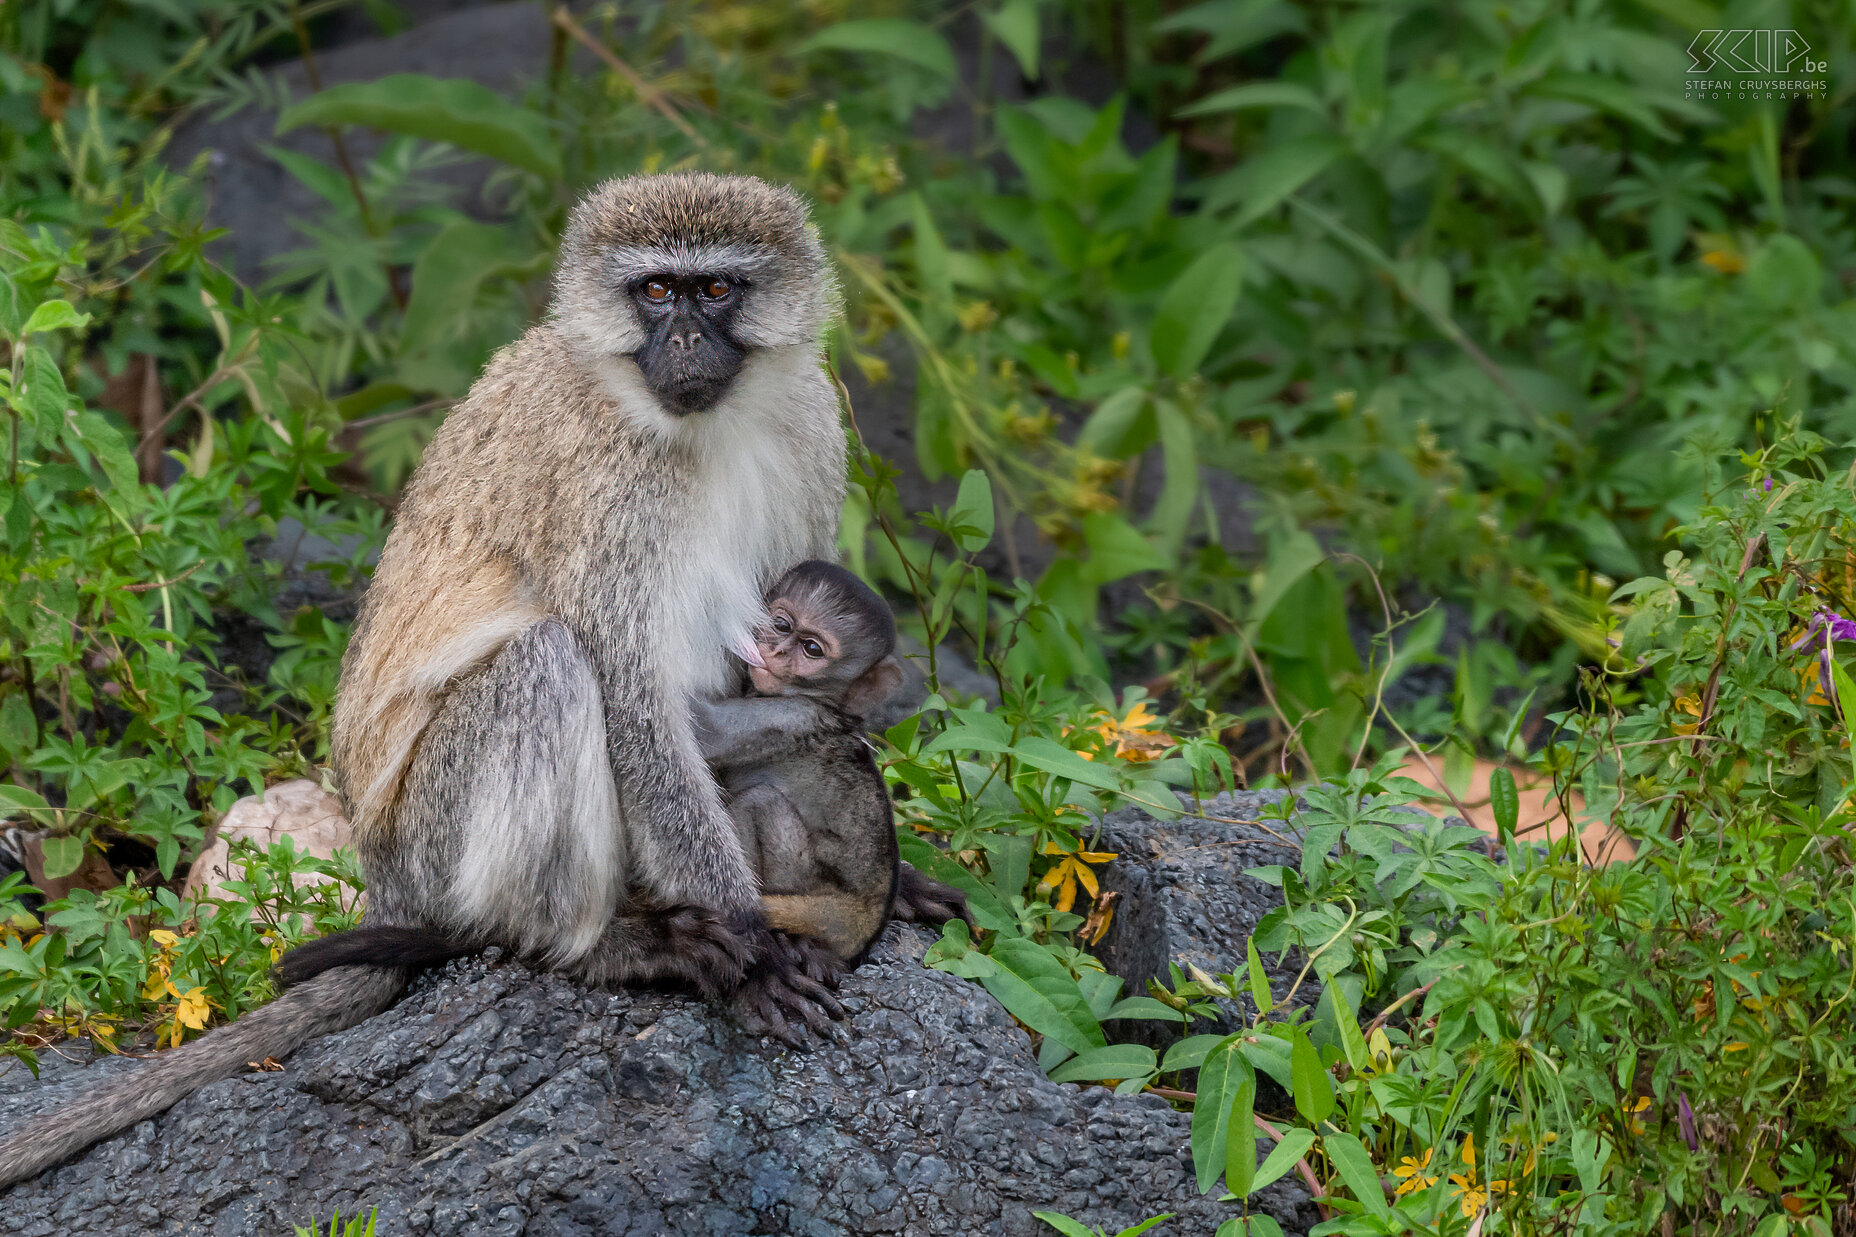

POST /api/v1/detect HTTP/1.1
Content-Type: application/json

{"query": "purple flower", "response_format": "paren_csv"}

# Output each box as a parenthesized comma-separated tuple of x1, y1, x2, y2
(1763, 479, 1774, 492)
(1786, 611, 1854, 705)
(1677, 1092, 1698, 1151)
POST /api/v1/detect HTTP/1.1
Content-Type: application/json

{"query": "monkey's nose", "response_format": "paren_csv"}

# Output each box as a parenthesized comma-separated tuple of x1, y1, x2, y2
(669, 330, 703, 350)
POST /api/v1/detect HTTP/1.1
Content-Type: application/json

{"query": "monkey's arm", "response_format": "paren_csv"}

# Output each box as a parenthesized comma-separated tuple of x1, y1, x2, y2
(690, 693, 847, 771)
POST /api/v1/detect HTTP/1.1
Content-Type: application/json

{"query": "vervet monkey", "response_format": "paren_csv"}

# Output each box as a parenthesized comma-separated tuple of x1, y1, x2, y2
(0, 172, 847, 1187)
(692, 560, 969, 972)
(276, 564, 969, 1042)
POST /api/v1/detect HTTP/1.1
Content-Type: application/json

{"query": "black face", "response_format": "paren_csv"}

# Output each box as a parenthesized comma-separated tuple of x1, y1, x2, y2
(629, 273, 748, 415)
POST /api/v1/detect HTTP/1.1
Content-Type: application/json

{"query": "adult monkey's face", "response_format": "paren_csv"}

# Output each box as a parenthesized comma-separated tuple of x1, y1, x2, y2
(629, 273, 749, 415)
(548, 172, 841, 426)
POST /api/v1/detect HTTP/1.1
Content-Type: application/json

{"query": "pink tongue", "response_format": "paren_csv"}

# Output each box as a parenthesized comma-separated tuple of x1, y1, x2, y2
(732, 635, 766, 668)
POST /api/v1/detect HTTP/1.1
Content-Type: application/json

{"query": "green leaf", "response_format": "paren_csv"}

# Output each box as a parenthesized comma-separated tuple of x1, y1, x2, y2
(948, 469, 995, 553)
(14, 346, 69, 429)
(66, 410, 140, 494)
(1103, 995, 1185, 1022)
(1834, 659, 1856, 780)
(1321, 1131, 1390, 1216)
(797, 19, 957, 81)
(1151, 242, 1244, 380)
(1080, 511, 1168, 585)
(1012, 736, 1127, 794)
(277, 75, 560, 179)
(1177, 82, 1325, 119)
(20, 300, 91, 336)
(0, 696, 36, 758)
(1201, 134, 1349, 227)
(1489, 766, 1519, 839)
(909, 193, 954, 305)
(1047, 1042, 1158, 1082)
(1253, 1127, 1317, 1194)
(983, 0, 1041, 81)
(0, 783, 49, 813)
(983, 936, 1105, 1054)
(1150, 399, 1200, 554)
(1113, 1218, 1172, 1237)
(1289, 1027, 1335, 1124)
(1161, 1033, 1232, 1072)
(1239, 1035, 1295, 1090)
(1245, 937, 1272, 1015)
(1076, 387, 1149, 459)
(39, 835, 84, 880)
(403, 220, 537, 352)
(1248, 532, 1325, 636)
(1324, 977, 1368, 1073)
(1225, 1066, 1257, 1197)
(1032, 1214, 1097, 1237)
(1190, 1034, 1251, 1193)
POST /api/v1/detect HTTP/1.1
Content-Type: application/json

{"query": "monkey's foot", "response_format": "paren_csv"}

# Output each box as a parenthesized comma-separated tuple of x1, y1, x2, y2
(569, 906, 756, 999)
(655, 906, 758, 999)
(893, 863, 971, 928)
(732, 930, 846, 1049)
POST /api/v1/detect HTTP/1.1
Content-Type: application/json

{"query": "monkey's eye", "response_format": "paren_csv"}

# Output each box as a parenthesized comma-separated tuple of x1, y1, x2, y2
(643, 281, 672, 303)
(772, 614, 792, 634)
(801, 639, 824, 659)
(702, 279, 731, 300)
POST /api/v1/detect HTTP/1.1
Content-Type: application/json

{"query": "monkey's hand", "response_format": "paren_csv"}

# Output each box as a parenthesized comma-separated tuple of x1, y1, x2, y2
(691, 693, 850, 771)
(732, 924, 847, 1049)
(893, 861, 972, 928)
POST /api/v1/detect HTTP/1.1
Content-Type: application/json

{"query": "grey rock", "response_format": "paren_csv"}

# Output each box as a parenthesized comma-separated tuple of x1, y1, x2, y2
(0, 923, 1316, 1235)
(1095, 791, 1317, 1044)
(168, 2, 570, 283)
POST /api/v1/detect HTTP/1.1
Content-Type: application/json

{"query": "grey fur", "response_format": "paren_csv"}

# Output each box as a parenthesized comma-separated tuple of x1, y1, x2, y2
(692, 563, 965, 966)
(0, 965, 404, 1188)
(0, 174, 847, 1189)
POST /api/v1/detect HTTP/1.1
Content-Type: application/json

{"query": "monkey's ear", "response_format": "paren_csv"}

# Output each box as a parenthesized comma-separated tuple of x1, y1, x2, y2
(841, 655, 904, 719)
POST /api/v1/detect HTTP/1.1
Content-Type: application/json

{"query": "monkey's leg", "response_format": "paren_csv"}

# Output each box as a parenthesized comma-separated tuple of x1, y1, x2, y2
(893, 861, 971, 928)
(762, 893, 885, 965)
(729, 782, 814, 892)
(384, 619, 624, 967)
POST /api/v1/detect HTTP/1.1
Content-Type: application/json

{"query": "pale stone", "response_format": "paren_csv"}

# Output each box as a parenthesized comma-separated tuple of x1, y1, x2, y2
(179, 778, 353, 903)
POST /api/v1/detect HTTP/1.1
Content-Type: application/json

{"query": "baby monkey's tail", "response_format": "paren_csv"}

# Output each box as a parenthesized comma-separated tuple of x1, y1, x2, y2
(0, 963, 406, 1190)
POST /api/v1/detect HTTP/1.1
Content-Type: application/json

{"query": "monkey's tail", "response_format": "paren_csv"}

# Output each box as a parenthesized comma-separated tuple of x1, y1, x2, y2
(0, 963, 406, 1190)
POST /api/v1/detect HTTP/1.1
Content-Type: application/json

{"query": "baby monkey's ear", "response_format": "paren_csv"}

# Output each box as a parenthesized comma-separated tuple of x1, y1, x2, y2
(839, 655, 905, 719)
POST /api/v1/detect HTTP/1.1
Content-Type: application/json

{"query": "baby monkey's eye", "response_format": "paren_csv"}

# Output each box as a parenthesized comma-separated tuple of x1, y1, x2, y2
(801, 639, 824, 659)
(703, 279, 731, 299)
(772, 614, 792, 634)
(643, 281, 672, 303)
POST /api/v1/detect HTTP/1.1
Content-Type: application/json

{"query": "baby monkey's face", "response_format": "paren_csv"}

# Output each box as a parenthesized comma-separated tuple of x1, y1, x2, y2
(747, 599, 849, 696)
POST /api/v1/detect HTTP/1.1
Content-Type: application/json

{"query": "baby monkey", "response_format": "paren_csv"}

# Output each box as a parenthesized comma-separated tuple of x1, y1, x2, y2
(693, 561, 967, 977)
(277, 562, 966, 1046)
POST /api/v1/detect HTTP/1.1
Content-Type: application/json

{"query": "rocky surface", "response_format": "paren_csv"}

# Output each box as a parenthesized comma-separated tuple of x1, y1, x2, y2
(1095, 791, 1317, 1044)
(0, 910, 1318, 1235)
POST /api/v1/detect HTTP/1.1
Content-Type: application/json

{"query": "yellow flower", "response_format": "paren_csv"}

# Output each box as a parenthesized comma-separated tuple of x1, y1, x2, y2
(1393, 1148, 1436, 1196)
(169, 986, 214, 1047)
(1089, 702, 1178, 763)
(957, 300, 997, 333)
(147, 929, 179, 948)
(1449, 1175, 1487, 1216)
(1699, 248, 1745, 274)
(1460, 1132, 1476, 1169)
(1671, 693, 1701, 736)
(1035, 840, 1119, 914)
(1624, 1095, 1652, 1135)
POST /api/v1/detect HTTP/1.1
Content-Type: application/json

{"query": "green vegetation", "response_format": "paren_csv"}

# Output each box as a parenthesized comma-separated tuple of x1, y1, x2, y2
(4, 0, 1856, 1232)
